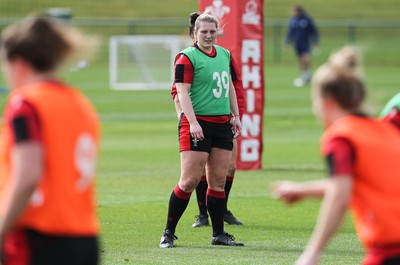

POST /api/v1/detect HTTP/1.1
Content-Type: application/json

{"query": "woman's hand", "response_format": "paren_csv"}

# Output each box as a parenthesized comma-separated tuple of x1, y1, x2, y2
(190, 120, 204, 141)
(271, 181, 306, 204)
(231, 116, 242, 139)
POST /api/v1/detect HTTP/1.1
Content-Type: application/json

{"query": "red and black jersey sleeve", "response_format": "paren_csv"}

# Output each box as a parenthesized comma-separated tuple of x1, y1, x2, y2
(174, 54, 194, 84)
(383, 107, 400, 130)
(230, 56, 245, 118)
(5, 99, 42, 143)
(323, 137, 355, 177)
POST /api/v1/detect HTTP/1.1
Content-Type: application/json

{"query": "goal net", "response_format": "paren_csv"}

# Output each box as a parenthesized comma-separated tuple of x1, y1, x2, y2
(109, 35, 192, 90)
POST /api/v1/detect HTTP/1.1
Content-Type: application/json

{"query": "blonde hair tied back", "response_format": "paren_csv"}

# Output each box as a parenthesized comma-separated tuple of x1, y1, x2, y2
(312, 46, 366, 112)
(328, 46, 363, 80)
(57, 23, 100, 68)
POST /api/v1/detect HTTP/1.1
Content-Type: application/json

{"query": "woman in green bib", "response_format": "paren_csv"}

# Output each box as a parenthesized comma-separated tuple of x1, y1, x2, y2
(171, 12, 245, 228)
(160, 13, 244, 248)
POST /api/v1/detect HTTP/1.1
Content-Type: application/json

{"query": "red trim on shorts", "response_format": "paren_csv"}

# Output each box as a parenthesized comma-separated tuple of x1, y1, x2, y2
(206, 189, 225, 199)
(226, 176, 234, 182)
(2, 229, 30, 265)
(200, 175, 207, 182)
(179, 115, 231, 152)
(363, 245, 400, 265)
(173, 185, 191, 200)
(179, 115, 191, 152)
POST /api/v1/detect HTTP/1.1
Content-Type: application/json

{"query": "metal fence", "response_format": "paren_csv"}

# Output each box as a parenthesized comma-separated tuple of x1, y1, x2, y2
(1, 18, 398, 65)
(266, 19, 400, 63)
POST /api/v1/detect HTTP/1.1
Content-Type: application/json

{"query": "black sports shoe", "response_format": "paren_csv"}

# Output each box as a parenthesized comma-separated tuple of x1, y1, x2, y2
(224, 210, 243, 225)
(211, 232, 244, 246)
(192, 215, 209, 228)
(159, 229, 177, 248)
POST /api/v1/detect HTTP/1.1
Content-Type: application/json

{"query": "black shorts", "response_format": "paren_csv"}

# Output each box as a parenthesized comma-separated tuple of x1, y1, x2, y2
(1, 229, 99, 265)
(179, 115, 234, 153)
(295, 41, 311, 56)
(384, 256, 400, 265)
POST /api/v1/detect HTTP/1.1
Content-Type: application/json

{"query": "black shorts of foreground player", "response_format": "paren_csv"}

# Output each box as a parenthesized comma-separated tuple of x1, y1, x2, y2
(160, 13, 244, 248)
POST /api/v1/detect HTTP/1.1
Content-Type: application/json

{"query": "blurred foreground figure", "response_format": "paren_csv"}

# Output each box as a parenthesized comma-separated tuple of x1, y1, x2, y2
(273, 46, 400, 265)
(0, 17, 100, 265)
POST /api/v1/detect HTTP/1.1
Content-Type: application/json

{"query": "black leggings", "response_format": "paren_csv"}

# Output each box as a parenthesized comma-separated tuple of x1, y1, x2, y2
(2, 229, 99, 265)
(383, 256, 400, 265)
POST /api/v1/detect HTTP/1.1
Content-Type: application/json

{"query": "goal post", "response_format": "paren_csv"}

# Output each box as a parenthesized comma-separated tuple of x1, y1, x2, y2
(109, 35, 192, 90)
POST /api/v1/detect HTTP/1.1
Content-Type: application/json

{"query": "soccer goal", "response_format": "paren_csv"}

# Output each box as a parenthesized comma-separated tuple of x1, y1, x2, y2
(109, 35, 192, 90)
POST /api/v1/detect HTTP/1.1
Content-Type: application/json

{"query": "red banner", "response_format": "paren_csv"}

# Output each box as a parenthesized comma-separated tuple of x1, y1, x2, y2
(199, 0, 264, 170)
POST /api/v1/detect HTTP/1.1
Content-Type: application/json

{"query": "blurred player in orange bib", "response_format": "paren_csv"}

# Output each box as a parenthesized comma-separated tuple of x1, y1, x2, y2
(273, 46, 400, 265)
(0, 17, 100, 265)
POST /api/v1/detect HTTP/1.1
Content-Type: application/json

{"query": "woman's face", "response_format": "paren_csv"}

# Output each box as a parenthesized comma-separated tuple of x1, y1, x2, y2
(292, 7, 301, 17)
(312, 90, 336, 128)
(195, 21, 217, 51)
(190, 32, 197, 42)
(1, 56, 29, 90)
(1, 59, 16, 89)
(312, 92, 324, 121)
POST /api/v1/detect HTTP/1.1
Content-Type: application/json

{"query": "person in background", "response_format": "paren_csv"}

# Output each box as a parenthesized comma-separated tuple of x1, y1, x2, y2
(0, 17, 100, 265)
(286, 5, 319, 87)
(160, 13, 244, 248)
(380, 92, 400, 129)
(171, 12, 244, 228)
(272, 46, 400, 265)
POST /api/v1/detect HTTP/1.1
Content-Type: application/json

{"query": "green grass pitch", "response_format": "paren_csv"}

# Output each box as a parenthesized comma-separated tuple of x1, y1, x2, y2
(0, 1, 399, 264)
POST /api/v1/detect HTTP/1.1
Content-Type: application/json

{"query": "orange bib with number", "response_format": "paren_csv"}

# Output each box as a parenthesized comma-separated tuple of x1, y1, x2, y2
(0, 81, 100, 236)
(321, 116, 400, 247)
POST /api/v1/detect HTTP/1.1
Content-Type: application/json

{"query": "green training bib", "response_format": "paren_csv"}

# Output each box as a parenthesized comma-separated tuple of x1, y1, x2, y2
(181, 45, 231, 116)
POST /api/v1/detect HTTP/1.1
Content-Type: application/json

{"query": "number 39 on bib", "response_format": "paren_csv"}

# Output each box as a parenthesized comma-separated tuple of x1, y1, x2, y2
(212, 71, 230, 98)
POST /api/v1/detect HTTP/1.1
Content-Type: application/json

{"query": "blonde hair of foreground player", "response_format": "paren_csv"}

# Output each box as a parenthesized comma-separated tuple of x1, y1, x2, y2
(273, 46, 400, 265)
